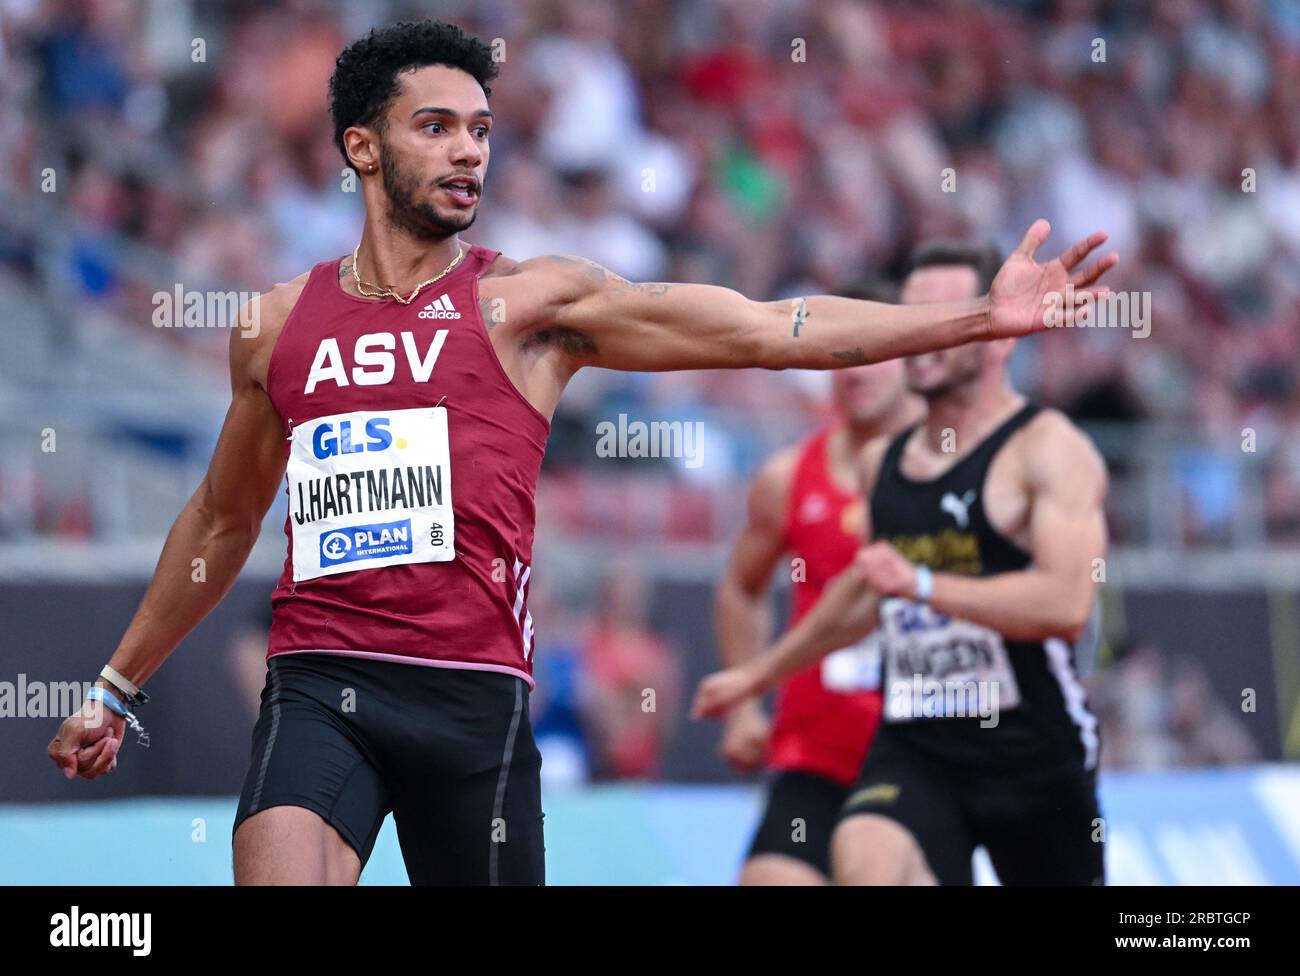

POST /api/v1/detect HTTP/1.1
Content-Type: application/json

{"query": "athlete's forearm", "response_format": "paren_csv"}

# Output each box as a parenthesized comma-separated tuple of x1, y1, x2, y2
(106, 488, 262, 687)
(929, 570, 1094, 643)
(757, 295, 992, 369)
(713, 577, 774, 669)
(750, 568, 879, 691)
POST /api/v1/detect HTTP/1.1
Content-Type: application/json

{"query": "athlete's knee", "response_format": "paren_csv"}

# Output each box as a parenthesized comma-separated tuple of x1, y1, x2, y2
(831, 814, 936, 886)
(233, 805, 360, 886)
(740, 854, 829, 886)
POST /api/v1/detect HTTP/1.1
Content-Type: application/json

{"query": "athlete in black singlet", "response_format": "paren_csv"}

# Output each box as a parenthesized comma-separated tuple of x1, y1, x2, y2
(845, 398, 1102, 884)
(696, 242, 1108, 885)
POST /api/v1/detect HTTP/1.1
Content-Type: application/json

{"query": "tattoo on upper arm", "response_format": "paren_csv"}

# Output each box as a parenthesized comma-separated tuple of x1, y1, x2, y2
(544, 255, 679, 299)
(535, 254, 630, 290)
(517, 256, 684, 358)
(478, 297, 497, 332)
(792, 298, 809, 337)
(830, 347, 868, 365)
(634, 282, 676, 297)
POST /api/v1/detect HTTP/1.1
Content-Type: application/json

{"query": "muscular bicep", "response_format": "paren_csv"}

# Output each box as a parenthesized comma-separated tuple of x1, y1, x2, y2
(199, 382, 286, 527)
(1026, 429, 1108, 594)
(724, 455, 794, 594)
(195, 312, 287, 528)
(528, 256, 776, 372)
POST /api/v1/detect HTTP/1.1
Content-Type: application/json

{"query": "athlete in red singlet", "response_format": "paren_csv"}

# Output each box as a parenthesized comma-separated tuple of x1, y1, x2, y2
(45, 20, 1117, 886)
(715, 299, 921, 884)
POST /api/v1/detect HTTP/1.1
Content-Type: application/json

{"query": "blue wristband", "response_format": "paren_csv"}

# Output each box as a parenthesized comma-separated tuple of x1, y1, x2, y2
(86, 686, 130, 718)
(914, 565, 934, 602)
(85, 687, 151, 748)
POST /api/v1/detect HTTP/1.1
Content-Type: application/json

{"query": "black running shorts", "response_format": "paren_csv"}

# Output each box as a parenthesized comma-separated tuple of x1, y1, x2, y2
(746, 770, 849, 877)
(839, 727, 1104, 885)
(232, 652, 544, 885)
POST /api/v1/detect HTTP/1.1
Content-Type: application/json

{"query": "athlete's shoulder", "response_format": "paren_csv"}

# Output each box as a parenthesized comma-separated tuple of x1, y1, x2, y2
(230, 268, 314, 390)
(1019, 406, 1097, 454)
(482, 252, 521, 278)
(483, 253, 626, 292)
(256, 269, 315, 326)
(478, 252, 584, 303)
(479, 253, 632, 340)
(746, 443, 801, 531)
(1019, 407, 1107, 489)
(753, 442, 801, 495)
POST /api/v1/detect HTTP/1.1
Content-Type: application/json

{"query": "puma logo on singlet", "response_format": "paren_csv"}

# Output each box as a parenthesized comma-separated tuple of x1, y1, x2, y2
(304, 330, 449, 395)
(939, 489, 976, 529)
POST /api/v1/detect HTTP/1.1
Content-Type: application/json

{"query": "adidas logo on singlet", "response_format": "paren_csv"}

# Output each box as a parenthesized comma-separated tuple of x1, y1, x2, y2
(418, 294, 461, 320)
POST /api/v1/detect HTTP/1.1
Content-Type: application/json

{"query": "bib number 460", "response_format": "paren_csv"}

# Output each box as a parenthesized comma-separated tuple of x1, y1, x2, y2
(430, 523, 445, 547)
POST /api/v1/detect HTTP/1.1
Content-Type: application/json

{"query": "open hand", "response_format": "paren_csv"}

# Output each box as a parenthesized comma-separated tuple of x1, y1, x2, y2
(987, 220, 1118, 339)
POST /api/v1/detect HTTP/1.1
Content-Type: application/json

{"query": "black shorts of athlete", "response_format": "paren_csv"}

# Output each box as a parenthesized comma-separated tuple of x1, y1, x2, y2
(232, 652, 544, 885)
(838, 729, 1104, 885)
(747, 770, 850, 877)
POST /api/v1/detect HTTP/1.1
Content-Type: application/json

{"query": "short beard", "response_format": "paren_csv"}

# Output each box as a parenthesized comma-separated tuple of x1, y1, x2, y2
(916, 380, 963, 402)
(378, 142, 477, 240)
(913, 354, 984, 402)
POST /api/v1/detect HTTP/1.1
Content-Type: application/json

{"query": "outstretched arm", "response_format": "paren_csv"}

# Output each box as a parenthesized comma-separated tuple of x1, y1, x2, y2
(693, 436, 891, 719)
(531, 220, 1115, 373)
(693, 563, 880, 719)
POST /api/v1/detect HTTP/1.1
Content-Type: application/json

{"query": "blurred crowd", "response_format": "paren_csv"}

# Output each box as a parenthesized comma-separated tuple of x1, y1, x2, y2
(1089, 639, 1261, 770)
(1, 0, 1299, 545)
(0, 0, 1297, 541)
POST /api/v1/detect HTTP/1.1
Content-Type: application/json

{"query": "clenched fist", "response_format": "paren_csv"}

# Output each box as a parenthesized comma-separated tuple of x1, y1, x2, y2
(719, 698, 770, 771)
(48, 694, 125, 781)
(854, 542, 919, 600)
(692, 664, 764, 721)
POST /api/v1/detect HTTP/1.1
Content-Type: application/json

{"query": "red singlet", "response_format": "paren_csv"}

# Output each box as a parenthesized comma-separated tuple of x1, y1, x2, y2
(768, 427, 883, 786)
(263, 246, 548, 686)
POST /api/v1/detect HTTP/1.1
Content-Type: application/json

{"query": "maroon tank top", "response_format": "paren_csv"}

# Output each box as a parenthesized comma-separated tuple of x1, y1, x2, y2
(263, 245, 549, 685)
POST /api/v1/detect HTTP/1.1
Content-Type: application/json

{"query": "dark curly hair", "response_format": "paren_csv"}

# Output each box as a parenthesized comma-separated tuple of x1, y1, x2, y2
(329, 20, 499, 172)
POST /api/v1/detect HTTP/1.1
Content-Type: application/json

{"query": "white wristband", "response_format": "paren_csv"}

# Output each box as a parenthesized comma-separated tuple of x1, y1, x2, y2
(101, 665, 141, 698)
(914, 565, 934, 602)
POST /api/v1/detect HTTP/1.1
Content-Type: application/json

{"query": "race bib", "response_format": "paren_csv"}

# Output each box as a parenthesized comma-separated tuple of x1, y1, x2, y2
(287, 407, 455, 582)
(821, 630, 884, 693)
(878, 597, 1020, 722)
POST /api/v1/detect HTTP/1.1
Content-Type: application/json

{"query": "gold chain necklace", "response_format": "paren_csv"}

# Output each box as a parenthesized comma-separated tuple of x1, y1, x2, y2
(350, 241, 467, 305)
